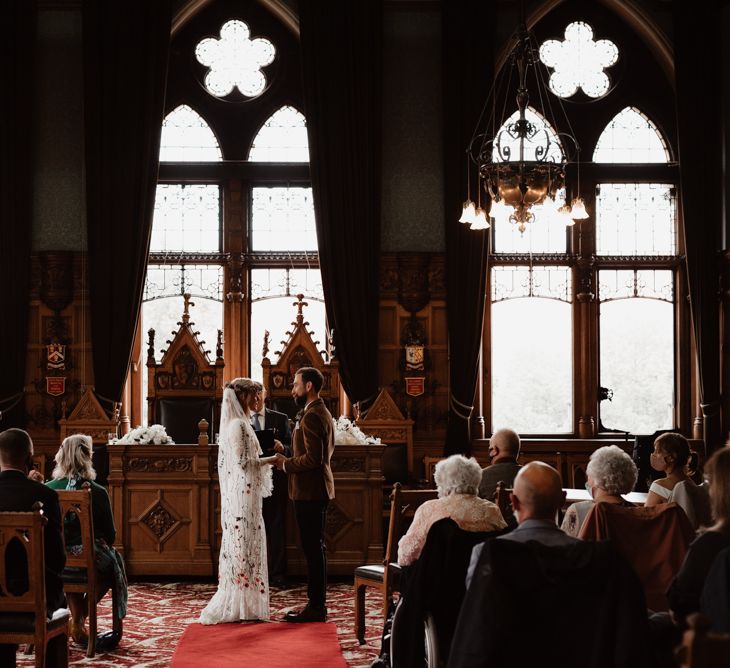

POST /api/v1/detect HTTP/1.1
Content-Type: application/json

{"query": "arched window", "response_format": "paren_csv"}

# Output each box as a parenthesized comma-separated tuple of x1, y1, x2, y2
(131, 5, 323, 425)
(593, 107, 669, 163)
(159, 105, 222, 161)
(248, 106, 309, 162)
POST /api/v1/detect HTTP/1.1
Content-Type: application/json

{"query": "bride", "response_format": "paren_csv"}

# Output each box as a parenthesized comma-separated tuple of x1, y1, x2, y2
(199, 378, 274, 624)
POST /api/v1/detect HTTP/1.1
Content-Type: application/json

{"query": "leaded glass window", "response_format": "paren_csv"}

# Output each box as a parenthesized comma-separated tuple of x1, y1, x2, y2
(195, 19, 275, 98)
(491, 266, 573, 433)
(159, 105, 222, 161)
(599, 269, 674, 434)
(493, 188, 568, 253)
(250, 186, 317, 251)
(595, 183, 676, 256)
(593, 108, 669, 163)
(539, 21, 618, 99)
(249, 268, 326, 381)
(248, 106, 309, 162)
(150, 185, 222, 253)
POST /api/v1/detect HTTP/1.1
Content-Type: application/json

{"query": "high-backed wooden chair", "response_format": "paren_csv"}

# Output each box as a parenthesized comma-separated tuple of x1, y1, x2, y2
(676, 613, 730, 668)
(423, 456, 445, 488)
(146, 294, 224, 444)
(0, 508, 70, 668)
(57, 488, 122, 657)
(353, 483, 438, 644)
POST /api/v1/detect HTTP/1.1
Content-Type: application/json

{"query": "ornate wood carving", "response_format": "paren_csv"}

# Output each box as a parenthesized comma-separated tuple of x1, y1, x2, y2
(330, 457, 365, 473)
(59, 387, 118, 444)
(325, 501, 354, 545)
(141, 502, 177, 539)
(397, 254, 431, 314)
(125, 457, 193, 473)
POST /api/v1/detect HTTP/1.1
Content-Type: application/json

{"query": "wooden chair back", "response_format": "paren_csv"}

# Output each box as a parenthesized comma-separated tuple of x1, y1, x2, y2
(676, 613, 730, 668)
(57, 488, 96, 580)
(383, 483, 439, 566)
(0, 508, 46, 618)
(494, 481, 514, 523)
(423, 457, 445, 488)
(0, 506, 69, 667)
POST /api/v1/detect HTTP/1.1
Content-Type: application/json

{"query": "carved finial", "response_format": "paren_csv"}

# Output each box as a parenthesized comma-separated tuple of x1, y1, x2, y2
(182, 293, 194, 324)
(216, 329, 224, 361)
(147, 329, 156, 362)
(262, 330, 270, 359)
(113, 402, 121, 425)
(295, 294, 308, 325)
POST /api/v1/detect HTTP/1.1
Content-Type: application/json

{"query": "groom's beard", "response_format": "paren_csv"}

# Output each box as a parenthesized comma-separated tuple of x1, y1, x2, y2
(293, 394, 307, 408)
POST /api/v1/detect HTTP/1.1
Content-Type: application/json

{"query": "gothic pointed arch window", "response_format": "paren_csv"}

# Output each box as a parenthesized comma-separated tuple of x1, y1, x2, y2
(129, 2, 326, 427)
(483, 4, 685, 438)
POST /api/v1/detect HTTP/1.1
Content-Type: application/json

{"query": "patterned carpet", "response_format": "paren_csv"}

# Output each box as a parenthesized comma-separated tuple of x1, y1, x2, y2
(16, 580, 382, 667)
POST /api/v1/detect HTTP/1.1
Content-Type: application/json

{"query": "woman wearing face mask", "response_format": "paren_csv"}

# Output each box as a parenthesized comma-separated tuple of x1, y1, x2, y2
(645, 433, 698, 507)
(561, 445, 638, 538)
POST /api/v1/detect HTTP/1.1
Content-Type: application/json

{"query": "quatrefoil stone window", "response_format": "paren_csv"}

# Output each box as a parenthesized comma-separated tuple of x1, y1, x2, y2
(539, 21, 618, 99)
(195, 19, 275, 98)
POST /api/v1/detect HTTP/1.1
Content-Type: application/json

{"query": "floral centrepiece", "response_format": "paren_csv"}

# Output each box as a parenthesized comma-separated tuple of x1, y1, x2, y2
(112, 424, 175, 445)
(332, 417, 381, 446)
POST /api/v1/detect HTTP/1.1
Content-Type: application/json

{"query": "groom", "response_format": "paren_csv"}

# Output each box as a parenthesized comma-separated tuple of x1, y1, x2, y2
(273, 366, 334, 622)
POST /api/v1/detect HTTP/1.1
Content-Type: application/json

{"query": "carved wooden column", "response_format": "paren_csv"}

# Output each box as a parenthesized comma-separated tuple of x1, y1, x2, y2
(575, 255, 597, 437)
(224, 179, 246, 379)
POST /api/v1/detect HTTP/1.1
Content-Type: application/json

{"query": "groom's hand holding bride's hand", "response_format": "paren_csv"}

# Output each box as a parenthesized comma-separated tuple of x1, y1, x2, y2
(273, 453, 287, 470)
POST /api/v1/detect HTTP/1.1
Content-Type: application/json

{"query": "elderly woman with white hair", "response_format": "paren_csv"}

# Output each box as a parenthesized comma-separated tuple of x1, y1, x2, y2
(397, 455, 507, 565)
(561, 444, 638, 538)
(46, 434, 127, 646)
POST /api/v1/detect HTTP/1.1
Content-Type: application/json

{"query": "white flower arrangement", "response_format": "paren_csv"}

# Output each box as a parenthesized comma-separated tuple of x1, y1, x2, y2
(113, 424, 175, 445)
(333, 416, 381, 445)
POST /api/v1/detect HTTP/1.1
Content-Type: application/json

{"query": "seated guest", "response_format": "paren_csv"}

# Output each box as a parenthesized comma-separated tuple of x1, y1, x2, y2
(0, 428, 66, 666)
(46, 434, 127, 646)
(467, 461, 577, 588)
(667, 446, 730, 626)
(397, 455, 506, 566)
(561, 445, 638, 538)
(478, 427, 521, 500)
(646, 432, 698, 506)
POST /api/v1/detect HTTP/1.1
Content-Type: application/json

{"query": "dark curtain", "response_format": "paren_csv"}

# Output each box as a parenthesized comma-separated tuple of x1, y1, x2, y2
(84, 0, 171, 405)
(443, 0, 493, 455)
(0, 1, 35, 428)
(298, 0, 383, 411)
(674, 2, 722, 451)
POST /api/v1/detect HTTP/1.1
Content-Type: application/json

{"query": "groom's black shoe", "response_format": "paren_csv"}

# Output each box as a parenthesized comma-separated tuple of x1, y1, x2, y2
(284, 605, 327, 623)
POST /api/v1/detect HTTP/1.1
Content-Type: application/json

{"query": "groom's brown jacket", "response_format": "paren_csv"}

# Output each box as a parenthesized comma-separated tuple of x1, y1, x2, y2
(285, 397, 335, 500)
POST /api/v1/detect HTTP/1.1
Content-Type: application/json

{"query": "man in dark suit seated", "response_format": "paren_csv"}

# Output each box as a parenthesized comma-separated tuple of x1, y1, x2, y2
(251, 384, 292, 586)
(478, 427, 522, 500)
(0, 428, 66, 666)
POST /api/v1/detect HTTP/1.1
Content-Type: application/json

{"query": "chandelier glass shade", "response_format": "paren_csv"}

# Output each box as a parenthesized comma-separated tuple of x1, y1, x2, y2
(461, 19, 588, 234)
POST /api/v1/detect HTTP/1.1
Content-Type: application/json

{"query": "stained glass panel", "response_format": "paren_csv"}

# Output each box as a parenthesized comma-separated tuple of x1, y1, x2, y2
(248, 106, 309, 162)
(159, 105, 222, 162)
(195, 19, 275, 98)
(595, 183, 676, 256)
(491, 265, 572, 302)
(593, 108, 669, 163)
(150, 185, 221, 253)
(250, 187, 317, 251)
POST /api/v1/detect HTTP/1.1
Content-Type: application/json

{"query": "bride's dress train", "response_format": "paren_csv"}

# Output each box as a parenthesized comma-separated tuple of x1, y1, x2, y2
(199, 411, 273, 624)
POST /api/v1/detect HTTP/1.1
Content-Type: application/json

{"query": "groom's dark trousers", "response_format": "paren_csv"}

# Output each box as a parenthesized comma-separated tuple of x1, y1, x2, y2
(294, 499, 329, 608)
(284, 397, 335, 609)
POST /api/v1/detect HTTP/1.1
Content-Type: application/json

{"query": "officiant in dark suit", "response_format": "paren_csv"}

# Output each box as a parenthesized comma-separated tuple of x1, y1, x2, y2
(251, 383, 292, 586)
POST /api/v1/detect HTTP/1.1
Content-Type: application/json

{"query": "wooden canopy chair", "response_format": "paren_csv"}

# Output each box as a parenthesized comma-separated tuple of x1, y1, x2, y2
(676, 614, 730, 668)
(0, 508, 70, 668)
(57, 488, 123, 658)
(353, 483, 438, 644)
(146, 294, 224, 444)
(262, 294, 340, 420)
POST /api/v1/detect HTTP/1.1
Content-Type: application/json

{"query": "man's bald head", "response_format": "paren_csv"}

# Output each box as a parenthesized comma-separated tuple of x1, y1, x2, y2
(489, 428, 520, 462)
(511, 461, 565, 522)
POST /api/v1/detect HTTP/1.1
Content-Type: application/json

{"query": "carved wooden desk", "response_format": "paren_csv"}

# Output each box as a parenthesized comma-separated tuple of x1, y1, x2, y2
(107, 442, 384, 577)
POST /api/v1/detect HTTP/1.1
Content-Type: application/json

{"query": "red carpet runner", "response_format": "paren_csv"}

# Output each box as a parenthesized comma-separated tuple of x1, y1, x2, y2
(171, 621, 348, 667)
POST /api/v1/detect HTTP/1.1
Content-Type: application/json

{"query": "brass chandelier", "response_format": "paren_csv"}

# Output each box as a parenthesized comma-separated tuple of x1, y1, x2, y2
(460, 19, 588, 234)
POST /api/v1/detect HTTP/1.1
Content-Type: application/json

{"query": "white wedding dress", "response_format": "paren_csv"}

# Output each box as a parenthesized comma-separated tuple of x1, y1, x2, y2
(199, 396, 273, 624)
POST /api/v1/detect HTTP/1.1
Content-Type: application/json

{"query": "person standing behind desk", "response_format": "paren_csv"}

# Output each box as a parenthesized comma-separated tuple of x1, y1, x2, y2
(273, 366, 334, 622)
(251, 383, 292, 586)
